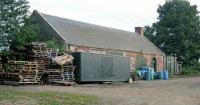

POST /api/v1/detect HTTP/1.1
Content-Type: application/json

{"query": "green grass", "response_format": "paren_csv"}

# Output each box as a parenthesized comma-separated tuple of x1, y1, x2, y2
(182, 67, 200, 75)
(0, 89, 98, 105)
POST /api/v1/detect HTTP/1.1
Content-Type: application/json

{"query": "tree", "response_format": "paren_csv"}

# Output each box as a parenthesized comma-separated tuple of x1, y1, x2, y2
(0, 0, 39, 60)
(144, 0, 200, 66)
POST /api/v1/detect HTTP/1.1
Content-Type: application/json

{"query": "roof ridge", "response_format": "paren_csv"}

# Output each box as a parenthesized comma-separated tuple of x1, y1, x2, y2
(38, 11, 137, 35)
(143, 36, 165, 55)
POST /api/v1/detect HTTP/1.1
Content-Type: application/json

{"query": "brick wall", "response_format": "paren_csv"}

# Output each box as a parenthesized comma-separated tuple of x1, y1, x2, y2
(127, 52, 164, 71)
(69, 45, 164, 71)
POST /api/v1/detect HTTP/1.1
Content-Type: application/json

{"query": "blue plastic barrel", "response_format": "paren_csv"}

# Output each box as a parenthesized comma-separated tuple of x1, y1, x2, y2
(140, 70, 146, 76)
(157, 71, 163, 79)
(163, 70, 169, 80)
(141, 67, 149, 71)
(154, 73, 157, 80)
(150, 68, 155, 80)
(137, 70, 142, 77)
(144, 71, 151, 80)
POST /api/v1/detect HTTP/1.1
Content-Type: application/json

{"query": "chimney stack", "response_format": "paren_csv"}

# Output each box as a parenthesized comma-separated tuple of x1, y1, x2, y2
(135, 27, 144, 37)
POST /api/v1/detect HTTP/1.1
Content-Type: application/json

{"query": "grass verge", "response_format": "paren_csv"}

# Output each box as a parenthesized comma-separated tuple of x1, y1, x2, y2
(0, 89, 98, 105)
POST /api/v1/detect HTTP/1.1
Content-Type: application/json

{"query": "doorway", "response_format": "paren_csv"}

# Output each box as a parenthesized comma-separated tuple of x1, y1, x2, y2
(152, 58, 157, 72)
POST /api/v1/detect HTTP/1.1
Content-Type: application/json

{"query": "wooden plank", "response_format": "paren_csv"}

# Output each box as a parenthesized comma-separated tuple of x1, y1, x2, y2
(3, 81, 38, 86)
(51, 81, 76, 86)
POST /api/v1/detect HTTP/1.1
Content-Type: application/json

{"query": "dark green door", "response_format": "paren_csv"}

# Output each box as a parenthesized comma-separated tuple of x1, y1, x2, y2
(102, 57, 113, 80)
(151, 58, 157, 72)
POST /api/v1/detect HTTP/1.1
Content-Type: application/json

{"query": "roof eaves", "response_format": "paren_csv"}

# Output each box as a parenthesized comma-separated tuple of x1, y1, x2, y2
(34, 10, 68, 44)
(143, 36, 165, 56)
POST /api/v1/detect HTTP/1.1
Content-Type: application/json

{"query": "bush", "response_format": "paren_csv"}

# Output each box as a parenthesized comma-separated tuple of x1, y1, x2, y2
(192, 63, 200, 72)
(182, 66, 200, 75)
(46, 40, 65, 54)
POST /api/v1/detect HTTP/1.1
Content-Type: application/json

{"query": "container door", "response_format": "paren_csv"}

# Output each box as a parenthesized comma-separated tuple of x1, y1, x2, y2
(167, 58, 172, 74)
(102, 57, 113, 81)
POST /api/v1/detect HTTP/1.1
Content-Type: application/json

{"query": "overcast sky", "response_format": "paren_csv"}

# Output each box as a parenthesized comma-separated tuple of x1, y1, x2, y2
(28, 0, 200, 32)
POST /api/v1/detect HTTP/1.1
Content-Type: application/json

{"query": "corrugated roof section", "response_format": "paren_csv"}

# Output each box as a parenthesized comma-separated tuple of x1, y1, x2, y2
(33, 10, 164, 55)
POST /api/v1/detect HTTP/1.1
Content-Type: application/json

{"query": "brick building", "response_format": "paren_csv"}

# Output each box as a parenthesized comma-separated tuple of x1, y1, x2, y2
(32, 10, 165, 72)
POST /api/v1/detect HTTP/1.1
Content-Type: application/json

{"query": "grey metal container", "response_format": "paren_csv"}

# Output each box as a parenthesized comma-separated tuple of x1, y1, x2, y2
(72, 52, 130, 82)
(164, 56, 178, 75)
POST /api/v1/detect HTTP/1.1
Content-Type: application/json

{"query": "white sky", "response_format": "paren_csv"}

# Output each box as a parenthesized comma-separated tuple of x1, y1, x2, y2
(28, 0, 200, 32)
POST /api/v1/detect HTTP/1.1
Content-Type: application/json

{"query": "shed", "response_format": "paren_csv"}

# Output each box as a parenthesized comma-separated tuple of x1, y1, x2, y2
(72, 52, 130, 82)
(31, 10, 165, 71)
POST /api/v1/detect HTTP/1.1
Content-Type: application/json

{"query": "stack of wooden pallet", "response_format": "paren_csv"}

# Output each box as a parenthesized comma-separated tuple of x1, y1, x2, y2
(62, 64, 75, 83)
(46, 48, 58, 58)
(0, 58, 3, 73)
(45, 62, 76, 85)
(26, 42, 51, 80)
(46, 68, 63, 82)
(50, 54, 75, 84)
(53, 54, 74, 65)
(31, 42, 50, 64)
(0, 57, 5, 82)
(24, 42, 59, 82)
(34, 59, 45, 75)
(5, 61, 38, 84)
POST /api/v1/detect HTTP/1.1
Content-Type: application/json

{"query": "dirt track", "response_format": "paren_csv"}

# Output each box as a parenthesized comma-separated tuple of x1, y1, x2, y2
(1, 77, 200, 105)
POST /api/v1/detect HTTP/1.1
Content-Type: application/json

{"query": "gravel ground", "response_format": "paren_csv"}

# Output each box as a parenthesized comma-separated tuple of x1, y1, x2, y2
(1, 77, 200, 105)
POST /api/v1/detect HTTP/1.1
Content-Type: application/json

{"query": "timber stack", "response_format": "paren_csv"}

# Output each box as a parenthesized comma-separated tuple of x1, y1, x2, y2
(62, 64, 75, 83)
(46, 68, 63, 83)
(25, 42, 58, 81)
(1, 42, 76, 86)
(53, 54, 74, 65)
(0, 57, 3, 72)
(48, 54, 76, 85)
(5, 61, 38, 84)
(0, 57, 5, 82)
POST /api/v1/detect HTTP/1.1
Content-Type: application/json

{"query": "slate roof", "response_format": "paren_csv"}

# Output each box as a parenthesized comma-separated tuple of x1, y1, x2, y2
(32, 10, 164, 55)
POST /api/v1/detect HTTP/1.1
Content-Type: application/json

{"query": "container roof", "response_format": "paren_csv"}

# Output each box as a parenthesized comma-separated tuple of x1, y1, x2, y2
(33, 10, 164, 55)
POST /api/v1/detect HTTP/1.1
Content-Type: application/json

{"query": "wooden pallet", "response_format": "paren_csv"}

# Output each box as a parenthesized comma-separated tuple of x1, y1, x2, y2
(20, 78, 37, 82)
(178, 62, 182, 75)
(26, 62, 38, 65)
(51, 81, 75, 86)
(35, 59, 46, 75)
(35, 60, 44, 64)
(46, 69, 62, 72)
(9, 70, 37, 74)
(60, 62, 74, 67)
(63, 74, 75, 82)
(48, 72, 63, 82)
(6, 61, 38, 84)
(0, 73, 6, 81)
(32, 42, 47, 46)
(46, 48, 52, 53)
(9, 66, 24, 69)
(9, 61, 28, 65)
(37, 70, 45, 74)
(7, 73, 21, 77)
(49, 75, 63, 79)
(5, 77, 21, 81)
(39, 67, 46, 70)
(5, 75, 38, 84)
(9, 62, 38, 73)
(0, 69, 3, 73)
(3, 81, 38, 86)
(0, 62, 2, 69)
(62, 66, 75, 72)
(0, 62, 3, 72)
(31, 43, 47, 50)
